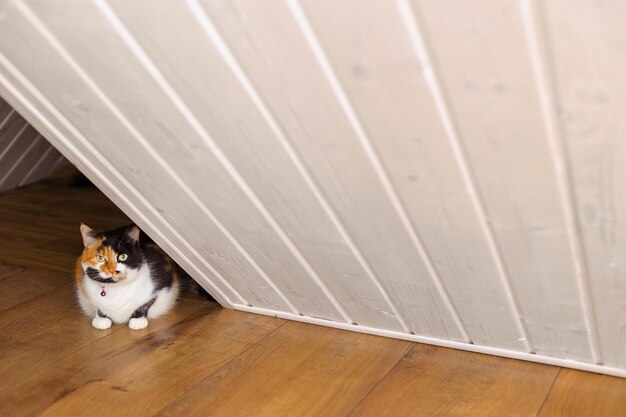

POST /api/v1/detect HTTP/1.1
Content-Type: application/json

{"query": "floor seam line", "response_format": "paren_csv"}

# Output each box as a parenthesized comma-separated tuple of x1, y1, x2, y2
(344, 341, 416, 417)
(535, 367, 562, 417)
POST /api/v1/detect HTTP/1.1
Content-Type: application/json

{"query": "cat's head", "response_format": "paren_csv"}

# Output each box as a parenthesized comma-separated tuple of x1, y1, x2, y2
(79, 223, 143, 282)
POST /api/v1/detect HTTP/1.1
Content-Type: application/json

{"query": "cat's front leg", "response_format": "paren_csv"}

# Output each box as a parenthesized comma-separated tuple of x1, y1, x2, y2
(92, 309, 112, 329)
(128, 297, 156, 330)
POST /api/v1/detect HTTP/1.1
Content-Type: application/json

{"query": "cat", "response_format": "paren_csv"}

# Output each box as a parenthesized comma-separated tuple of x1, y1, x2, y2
(76, 223, 184, 330)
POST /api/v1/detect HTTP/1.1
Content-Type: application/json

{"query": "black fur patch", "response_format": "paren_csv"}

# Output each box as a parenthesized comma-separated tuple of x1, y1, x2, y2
(177, 268, 215, 302)
(131, 297, 156, 319)
(143, 244, 174, 293)
(99, 225, 143, 271)
(96, 309, 108, 318)
(86, 225, 188, 302)
(86, 267, 117, 284)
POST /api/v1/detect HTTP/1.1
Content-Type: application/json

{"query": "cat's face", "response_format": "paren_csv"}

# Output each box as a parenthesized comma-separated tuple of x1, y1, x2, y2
(79, 224, 143, 282)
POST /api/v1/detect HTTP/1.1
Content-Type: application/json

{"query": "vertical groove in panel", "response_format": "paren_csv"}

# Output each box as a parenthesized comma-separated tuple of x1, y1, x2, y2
(53, 153, 65, 165)
(0, 109, 15, 130)
(19, 139, 52, 186)
(287, 0, 470, 341)
(0, 121, 29, 159)
(0, 133, 41, 187)
(185, 0, 411, 333)
(519, 0, 602, 364)
(51, 154, 67, 171)
(395, 0, 533, 351)
(95, 0, 351, 322)
(0, 49, 239, 308)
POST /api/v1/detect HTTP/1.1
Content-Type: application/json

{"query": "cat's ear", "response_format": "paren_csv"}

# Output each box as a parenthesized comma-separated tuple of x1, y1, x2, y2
(80, 223, 97, 247)
(124, 225, 140, 244)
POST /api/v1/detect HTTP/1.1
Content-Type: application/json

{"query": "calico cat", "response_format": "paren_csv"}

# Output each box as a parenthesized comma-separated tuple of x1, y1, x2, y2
(76, 223, 182, 330)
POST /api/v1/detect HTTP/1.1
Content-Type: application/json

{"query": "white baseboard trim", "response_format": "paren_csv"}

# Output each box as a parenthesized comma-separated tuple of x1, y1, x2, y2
(234, 304, 626, 379)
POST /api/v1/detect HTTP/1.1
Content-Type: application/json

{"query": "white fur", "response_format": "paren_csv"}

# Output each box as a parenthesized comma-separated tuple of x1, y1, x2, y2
(148, 287, 178, 318)
(92, 316, 112, 329)
(78, 261, 180, 330)
(128, 317, 148, 330)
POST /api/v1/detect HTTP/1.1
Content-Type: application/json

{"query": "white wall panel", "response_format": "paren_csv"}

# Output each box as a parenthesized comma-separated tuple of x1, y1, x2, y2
(299, 0, 529, 350)
(106, 0, 409, 330)
(30, 0, 348, 321)
(0, 0, 624, 376)
(205, 0, 465, 341)
(543, 0, 626, 368)
(414, 0, 594, 361)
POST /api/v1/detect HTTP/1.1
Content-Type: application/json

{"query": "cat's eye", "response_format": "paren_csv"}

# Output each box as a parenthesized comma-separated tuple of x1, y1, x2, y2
(118, 254, 128, 262)
(96, 255, 106, 262)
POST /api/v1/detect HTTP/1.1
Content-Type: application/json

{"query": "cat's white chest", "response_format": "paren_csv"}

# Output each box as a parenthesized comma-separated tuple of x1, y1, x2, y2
(83, 263, 154, 323)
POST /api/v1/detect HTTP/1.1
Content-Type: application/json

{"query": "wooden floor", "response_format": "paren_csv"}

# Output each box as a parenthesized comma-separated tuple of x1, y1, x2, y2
(1, 178, 625, 417)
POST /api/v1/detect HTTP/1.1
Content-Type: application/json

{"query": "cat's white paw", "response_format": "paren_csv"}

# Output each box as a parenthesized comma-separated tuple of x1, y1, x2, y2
(92, 316, 112, 330)
(128, 317, 148, 330)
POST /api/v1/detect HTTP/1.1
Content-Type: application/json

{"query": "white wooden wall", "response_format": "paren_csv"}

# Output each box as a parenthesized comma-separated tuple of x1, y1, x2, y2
(0, 96, 64, 192)
(0, 0, 624, 376)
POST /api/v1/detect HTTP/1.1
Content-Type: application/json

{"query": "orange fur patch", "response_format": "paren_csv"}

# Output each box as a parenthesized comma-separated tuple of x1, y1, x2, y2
(74, 259, 84, 285)
(75, 258, 88, 298)
(79, 236, 120, 278)
(100, 246, 118, 275)
(80, 237, 104, 265)
(79, 237, 119, 275)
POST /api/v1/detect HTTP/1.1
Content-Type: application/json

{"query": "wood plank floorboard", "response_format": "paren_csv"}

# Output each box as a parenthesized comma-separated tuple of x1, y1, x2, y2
(155, 322, 413, 417)
(538, 369, 626, 417)
(35, 312, 283, 417)
(0, 294, 210, 407)
(0, 176, 625, 416)
(348, 344, 558, 417)
(1, 303, 280, 417)
(0, 243, 79, 273)
(0, 284, 117, 386)
(0, 263, 22, 281)
(0, 268, 68, 312)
